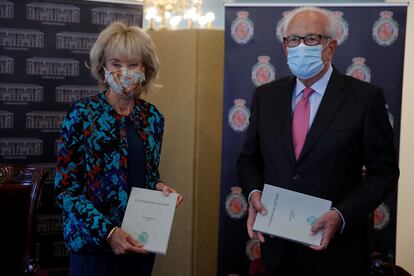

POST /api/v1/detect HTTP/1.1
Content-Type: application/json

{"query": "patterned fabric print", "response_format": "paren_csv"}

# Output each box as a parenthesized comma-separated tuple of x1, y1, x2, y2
(104, 67, 145, 97)
(54, 91, 164, 253)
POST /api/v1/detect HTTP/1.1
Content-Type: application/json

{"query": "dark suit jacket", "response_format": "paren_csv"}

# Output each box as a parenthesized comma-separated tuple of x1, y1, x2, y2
(237, 68, 399, 275)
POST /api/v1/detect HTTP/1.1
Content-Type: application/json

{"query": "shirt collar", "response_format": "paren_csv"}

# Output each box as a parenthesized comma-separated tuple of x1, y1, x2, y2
(294, 64, 333, 97)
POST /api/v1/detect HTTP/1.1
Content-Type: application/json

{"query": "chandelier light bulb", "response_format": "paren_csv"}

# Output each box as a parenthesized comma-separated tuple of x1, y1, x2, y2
(154, 15, 162, 23)
(205, 12, 215, 22)
(144, 0, 209, 29)
(146, 7, 158, 18)
(197, 15, 208, 27)
(184, 7, 197, 19)
(169, 15, 182, 28)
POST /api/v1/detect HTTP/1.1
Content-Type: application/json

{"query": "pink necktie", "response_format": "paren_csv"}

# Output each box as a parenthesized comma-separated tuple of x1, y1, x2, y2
(292, 87, 314, 159)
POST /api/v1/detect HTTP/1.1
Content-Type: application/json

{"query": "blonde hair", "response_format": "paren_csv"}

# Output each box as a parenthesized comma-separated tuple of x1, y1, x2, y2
(89, 21, 159, 95)
(281, 6, 337, 39)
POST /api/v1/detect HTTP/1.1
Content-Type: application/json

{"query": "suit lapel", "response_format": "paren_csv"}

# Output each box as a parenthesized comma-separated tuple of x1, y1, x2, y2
(296, 69, 348, 162)
(277, 77, 296, 164)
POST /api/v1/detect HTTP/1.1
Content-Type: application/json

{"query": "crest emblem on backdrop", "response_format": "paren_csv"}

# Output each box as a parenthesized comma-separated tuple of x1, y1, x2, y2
(231, 11, 254, 45)
(275, 10, 291, 43)
(333, 11, 349, 45)
(251, 56, 275, 87)
(374, 203, 390, 230)
(245, 238, 261, 261)
(225, 186, 248, 219)
(228, 99, 250, 132)
(373, 11, 399, 46)
(346, 57, 371, 83)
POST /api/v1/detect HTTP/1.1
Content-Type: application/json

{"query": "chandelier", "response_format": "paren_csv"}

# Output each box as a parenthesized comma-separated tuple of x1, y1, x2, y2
(141, 0, 215, 30)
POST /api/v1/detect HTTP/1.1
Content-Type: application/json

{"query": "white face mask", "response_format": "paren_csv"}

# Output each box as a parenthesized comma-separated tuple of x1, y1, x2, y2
(104, 67, 146, 97)
(287, 44, 325, 80)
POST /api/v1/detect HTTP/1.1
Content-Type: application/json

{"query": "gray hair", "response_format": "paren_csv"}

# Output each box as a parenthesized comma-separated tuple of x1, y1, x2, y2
(281, 6, 337, 39)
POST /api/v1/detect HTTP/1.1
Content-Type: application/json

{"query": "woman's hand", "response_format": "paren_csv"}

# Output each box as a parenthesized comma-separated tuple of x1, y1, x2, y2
(107, 227, 147, 255)
(155, 182, 183, 207)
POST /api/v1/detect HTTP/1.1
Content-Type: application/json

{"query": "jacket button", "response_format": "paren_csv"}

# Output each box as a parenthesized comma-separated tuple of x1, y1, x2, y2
(292, 174, 300, 181)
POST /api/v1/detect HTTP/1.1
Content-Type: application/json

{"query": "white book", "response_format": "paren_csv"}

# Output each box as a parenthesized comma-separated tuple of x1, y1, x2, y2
(253, 184, 332, 246)
(121, 187, 178, 255)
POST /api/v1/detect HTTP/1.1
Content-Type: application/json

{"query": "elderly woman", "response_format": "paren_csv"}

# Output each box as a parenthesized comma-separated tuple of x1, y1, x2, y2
(54, 21, 182, 276)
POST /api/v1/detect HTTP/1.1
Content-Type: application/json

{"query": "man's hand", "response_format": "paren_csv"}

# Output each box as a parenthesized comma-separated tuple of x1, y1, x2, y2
(108, 227, 147, 255)
(247, 191, 267, 243)
(155, 182, 184, 207)
(310, 209, 341, 251)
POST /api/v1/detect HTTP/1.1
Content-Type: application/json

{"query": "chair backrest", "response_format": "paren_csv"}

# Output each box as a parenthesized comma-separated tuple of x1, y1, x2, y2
(0, 165, 48, 275)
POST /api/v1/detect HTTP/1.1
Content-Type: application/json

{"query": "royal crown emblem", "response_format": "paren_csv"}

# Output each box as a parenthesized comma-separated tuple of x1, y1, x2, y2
(225, 186, 248, 219)
(231, 11, 254, 45)
(333, 11, 349, 45)
(251, 56, 275, 87)
(228, 99, 250, 132)
(373, 11, 399, 47)
(346, 57, 371, 83)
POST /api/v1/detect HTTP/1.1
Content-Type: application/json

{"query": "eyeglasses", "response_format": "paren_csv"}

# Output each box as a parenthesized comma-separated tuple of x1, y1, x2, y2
(283, 34, 331, 48)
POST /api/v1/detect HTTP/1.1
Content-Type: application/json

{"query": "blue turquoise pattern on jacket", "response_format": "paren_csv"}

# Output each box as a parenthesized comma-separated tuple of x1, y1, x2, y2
(54, 91, 164, 253)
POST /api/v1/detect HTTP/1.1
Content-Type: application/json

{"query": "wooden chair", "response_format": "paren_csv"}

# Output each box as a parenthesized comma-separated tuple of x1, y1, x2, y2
(0, 165, 48, 276)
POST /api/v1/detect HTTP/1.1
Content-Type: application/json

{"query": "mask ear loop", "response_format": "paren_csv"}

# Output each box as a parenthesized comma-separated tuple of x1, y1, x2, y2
(140, 66, 146, 85)
(139, 71, 146, 85)
(103, 66, 110, 84)
(101, 67, 113, 92)
(320, 40, 332, 66)
(322, 38, 335, 62)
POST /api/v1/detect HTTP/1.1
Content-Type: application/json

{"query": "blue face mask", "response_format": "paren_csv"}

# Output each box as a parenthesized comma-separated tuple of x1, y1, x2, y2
(287, 44, 325, 80)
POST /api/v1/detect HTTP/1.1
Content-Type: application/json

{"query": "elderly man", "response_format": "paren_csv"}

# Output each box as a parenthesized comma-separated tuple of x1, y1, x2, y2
(237, 6, 399, 276)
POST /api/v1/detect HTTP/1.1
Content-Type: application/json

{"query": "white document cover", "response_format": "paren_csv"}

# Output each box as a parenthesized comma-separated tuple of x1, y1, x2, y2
(253, 184, 332, 246)
(121, 187, 178, 255)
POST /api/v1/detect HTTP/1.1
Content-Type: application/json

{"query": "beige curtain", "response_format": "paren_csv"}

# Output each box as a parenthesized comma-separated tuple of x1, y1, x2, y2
(144, 29, 224, 276)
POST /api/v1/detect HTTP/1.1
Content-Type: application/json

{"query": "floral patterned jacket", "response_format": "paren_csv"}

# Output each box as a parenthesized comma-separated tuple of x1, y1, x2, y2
(54, 91, 164, 253)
